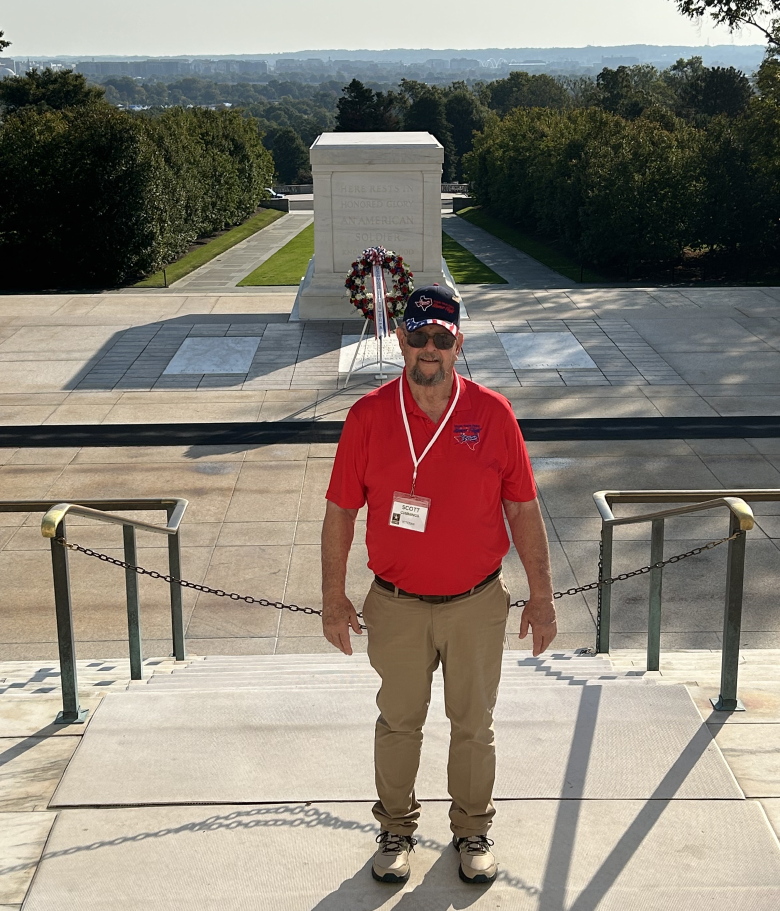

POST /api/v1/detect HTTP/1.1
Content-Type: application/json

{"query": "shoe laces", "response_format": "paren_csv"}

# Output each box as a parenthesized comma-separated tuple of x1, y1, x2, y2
(458, 835, 494, 855)
(376, 831, 417, 855)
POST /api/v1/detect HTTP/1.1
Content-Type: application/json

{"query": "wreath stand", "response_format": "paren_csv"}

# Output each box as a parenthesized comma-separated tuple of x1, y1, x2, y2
(343, 245, 414, 387)
(343, 315, 401, 386)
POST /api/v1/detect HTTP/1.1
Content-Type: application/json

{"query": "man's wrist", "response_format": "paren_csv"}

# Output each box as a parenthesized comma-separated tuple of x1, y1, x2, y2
(527, 590, 555, 602)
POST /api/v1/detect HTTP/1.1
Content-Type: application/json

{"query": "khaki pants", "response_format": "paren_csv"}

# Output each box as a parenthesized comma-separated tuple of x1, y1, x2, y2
(361, 575, 509, 838)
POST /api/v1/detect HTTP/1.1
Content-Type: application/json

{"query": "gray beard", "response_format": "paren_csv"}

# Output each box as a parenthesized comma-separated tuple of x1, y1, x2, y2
(409, 363, 445, 386)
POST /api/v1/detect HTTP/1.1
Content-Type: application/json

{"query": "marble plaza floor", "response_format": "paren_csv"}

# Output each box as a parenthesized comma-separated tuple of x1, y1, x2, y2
(1, 284, 780, 423)
(3, 215, 780, 908)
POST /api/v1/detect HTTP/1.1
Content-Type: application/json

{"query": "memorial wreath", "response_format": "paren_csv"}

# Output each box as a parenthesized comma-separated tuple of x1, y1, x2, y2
(345, 245, 414, 320)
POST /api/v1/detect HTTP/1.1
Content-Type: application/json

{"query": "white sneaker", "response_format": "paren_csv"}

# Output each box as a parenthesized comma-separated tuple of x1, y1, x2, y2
(453, 834, 498, 883)
(372, 831, 416, 883)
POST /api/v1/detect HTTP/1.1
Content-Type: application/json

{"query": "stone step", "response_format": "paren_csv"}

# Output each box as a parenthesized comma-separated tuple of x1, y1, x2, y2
(194, 649, 600, 664)
(155, 665, 629, 679)
(613, 666, 780, 675)
(179, 660, 614, 673)
(167, 664, 615, 680)
(134, 678, 662, 693)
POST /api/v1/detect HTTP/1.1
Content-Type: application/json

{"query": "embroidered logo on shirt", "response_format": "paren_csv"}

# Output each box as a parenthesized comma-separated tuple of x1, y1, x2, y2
(454, 423, 481, 450)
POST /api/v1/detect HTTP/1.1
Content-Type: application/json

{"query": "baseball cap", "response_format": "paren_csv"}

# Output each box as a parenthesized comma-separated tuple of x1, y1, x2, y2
(403, 284, 461, 337)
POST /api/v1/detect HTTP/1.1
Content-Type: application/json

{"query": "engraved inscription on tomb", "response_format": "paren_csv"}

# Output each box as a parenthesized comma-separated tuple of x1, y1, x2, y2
(332, 171, 424, 271)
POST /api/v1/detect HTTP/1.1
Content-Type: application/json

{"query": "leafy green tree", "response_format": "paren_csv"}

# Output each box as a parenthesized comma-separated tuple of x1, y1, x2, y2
(263, 125, 310, 183)
(402, 84, 456, 179)
(0, 105, 274, 288)
(486, 71, 570, 116)
(693, 114, 758, 254)
(0, 68, 105, 115)
(465, 106, 701, 270)
(444, 86, 488, 180)
(594, 65, 675, 118)
(336, 79, 378, 130)
(756, 56, 780, 100)
(102, 76, 148, 106)
(0, 29, 10, 52)
(696, 66, 753, 117)
(674, 1, 780, 51)
(665, 58, 753, 119)
(556, 75, 598, 106)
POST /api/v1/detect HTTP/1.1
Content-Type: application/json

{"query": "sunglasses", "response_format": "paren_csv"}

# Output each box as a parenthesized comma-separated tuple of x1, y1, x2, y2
(405, 330, 457, 350)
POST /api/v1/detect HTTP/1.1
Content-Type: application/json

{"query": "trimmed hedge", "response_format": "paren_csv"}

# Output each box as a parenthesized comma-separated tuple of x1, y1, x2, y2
(0, 105, 274, 288)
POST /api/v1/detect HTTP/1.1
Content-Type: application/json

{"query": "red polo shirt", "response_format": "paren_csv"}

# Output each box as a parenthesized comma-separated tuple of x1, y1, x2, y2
(326, 371, 537, 595)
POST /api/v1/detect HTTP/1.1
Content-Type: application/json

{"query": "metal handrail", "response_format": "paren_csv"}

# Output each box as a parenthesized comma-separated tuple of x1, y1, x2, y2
(0, 498, 188, 725)
(593, 488, 780, 713)
(40, 498, 188, 539)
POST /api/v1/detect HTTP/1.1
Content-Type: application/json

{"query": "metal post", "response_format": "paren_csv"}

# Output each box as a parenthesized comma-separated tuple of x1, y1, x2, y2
(167, 519, 186, 661)
(49, 519, 88, 724)
(345, 318, 369, 386)
(712, 512, 747, 711)
(647, 518, 664, 671)
(123, 525, 143, 680)
(596, 523, 613, 654)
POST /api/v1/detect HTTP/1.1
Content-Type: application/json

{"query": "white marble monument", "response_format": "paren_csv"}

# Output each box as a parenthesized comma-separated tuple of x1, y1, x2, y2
(295, 132, 454, 320)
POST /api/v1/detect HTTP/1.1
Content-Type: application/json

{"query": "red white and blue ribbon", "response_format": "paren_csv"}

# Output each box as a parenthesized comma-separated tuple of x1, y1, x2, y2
(366, 246, 390, 340)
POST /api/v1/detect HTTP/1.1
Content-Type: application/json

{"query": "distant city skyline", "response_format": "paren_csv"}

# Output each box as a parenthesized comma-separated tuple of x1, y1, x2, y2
(1, 0, 766, 57)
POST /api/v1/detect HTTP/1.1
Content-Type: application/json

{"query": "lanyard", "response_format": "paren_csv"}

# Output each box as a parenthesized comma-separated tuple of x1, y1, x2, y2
(399, 373, 461, 495)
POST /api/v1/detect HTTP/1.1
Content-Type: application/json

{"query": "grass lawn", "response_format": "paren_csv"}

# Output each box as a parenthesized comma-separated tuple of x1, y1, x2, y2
(238, 225, 507, 287)
(133, 208, 286, 288)
(442, 231, 507, 284)
(238, 223, 314, 286)
(456, 207, 608, 283)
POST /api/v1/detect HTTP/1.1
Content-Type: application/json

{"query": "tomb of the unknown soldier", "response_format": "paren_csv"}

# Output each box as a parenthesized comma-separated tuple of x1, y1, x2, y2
(296, 131, 455, 319)
(2, 134, 780, 910)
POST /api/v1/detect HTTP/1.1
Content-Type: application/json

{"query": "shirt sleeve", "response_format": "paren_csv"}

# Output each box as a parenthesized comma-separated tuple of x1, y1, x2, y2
(499, 401, 537, 503)
(325, 402, 369, 509)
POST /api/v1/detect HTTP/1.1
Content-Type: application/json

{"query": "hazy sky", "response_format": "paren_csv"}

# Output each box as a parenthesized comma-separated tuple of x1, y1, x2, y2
(1, 0, 764, 56)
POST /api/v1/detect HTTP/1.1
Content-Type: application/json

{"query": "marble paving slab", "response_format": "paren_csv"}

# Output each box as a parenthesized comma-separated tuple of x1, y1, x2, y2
(23, 800, 780, 910)
(163, 337, 261, 375)
(0, 812, 57, 905)
(499, 331, 598, 369)
(338, 334, 404, 375)
(50, 684, 741, 806)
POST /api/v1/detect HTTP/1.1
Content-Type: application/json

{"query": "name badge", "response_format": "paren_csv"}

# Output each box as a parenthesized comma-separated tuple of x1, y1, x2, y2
(389, 492, 431, 533)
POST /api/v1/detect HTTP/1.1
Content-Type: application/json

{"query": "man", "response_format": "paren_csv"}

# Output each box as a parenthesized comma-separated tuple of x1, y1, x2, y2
(321, 284, 556, 885)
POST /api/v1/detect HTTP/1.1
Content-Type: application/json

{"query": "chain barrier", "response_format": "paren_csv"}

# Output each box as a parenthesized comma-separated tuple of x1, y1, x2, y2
(53, 530, 743, 627)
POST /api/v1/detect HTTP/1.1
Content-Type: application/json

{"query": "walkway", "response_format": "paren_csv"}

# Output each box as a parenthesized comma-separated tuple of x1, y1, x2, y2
(169, 212, 313, 293)
(442, 211, 576, 288)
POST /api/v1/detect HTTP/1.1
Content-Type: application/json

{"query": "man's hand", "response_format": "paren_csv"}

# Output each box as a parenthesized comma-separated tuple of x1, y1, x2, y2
(322, 593, 362, 655)
(519, 595, 557, 657)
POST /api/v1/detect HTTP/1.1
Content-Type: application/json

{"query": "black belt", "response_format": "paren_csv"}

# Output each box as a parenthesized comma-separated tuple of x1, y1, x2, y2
(373, 567, 502, 604)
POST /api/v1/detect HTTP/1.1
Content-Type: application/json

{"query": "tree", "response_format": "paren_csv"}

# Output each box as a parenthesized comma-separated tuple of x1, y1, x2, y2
(444, 86, 488, 180)
(674, 1, 780, 51)
(0, 29, 10, 52)
(0, 68, 105, 115)
(0, 105, 274, 288)
(697, 67, 753, 116)
(336, 79, 378, 130)
(263, 125, 310, 183)
(665, 57, 753, 119)
(486, 71, 570, 116)
(402, 85, 456, 179)
(756, 55, 780, 100)
(595, 65, 674, 118)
